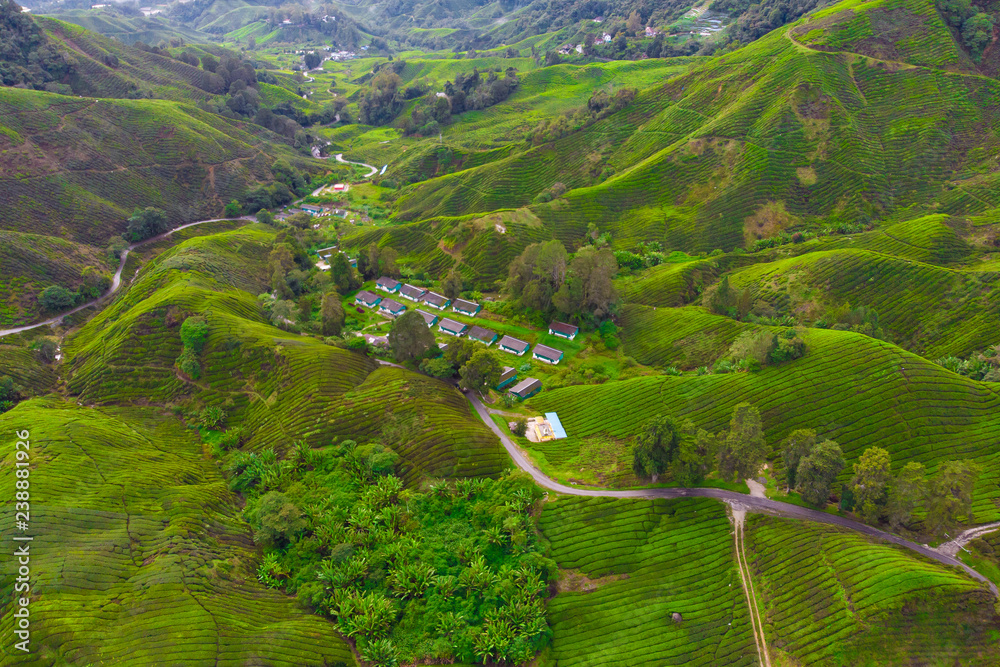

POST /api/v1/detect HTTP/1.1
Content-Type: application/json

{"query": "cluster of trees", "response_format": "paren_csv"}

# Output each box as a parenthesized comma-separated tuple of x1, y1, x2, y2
(176, 315, 208, 379)
(525, 88, 636, 146)
(125, 206, 169, 242)
(403, 67, 519, 136)
(0, 0, 73, 90)
(241, 160, 311, 214)
(36, 265, 112, 313)
(845, 446, 982, 536)
(359, 63, 407, 126)
(506, 241, 618, 323)
(631, 402, 770, 485)
(781, 430, 845, 505)
(815, 303, 887, 341)
(223, 426, 552, 666)
(937, 0, 994, 60)
(357, 243, 399, 281)
(714, 0, 826, 46)
(716, 327, 805, 373)
(936, 345, 1000, 382)
(0, 374, 22, 413)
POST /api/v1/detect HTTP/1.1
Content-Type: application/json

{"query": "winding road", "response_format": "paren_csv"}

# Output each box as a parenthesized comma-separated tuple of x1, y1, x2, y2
(463, 392, 1000, 597)
(0, 217, 251, 339)
(334, 153, 378, 178)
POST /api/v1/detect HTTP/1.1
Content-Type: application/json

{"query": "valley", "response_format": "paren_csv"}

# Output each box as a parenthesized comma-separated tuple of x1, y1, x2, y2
(2, 0, 1000, 664)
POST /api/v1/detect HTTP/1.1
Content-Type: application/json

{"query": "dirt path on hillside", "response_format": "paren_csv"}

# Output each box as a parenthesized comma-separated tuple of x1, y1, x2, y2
(731, 505, 770, 667)
(0, 217, 252, 339)
(463, 392, 999, 599)
(938, 521, 1000, 557)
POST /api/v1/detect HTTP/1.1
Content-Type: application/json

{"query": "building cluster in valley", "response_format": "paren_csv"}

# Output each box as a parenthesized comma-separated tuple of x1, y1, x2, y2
(354, 276, 581, 400)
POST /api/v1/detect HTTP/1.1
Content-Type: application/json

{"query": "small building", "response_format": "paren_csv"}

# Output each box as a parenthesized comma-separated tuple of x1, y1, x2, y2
(548, 321, 579, 340)
(363, 333, 388, 348)
(496, 366, 517, 390)
(509, 377, 541, 400)
(439, 318, 468, 337)
(416, 309, 438, 327)
(453, 299, 481, 317)
(400, 284, 428, 302)
(301, 204, 322, 216)
(533, 344, 564, 365)
(498, 335, 530, 356)
(376, 276, 400, 293)
(333, 183, 348, 192)
(422, 291, 451, 310)
(379, 298, 406, 317)
(468, 325, 497, 346)
(355, 290, 381, 309)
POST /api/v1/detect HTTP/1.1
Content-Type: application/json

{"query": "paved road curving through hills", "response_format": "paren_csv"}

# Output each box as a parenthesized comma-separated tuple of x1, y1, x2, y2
(464, 392, 999, 597)
(0, 217, 251, 339)
(334, 153, 378, 178)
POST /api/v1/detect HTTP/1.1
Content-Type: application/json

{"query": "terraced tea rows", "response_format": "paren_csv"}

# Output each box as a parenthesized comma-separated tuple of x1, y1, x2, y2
(744, 514, 1000, 665)
(533, 328, 1000, 518)
(727, 247, 999, 358)
(618, 305, 749, 369)
(0, 399, 354, 666)
(538, 496, 756, 666)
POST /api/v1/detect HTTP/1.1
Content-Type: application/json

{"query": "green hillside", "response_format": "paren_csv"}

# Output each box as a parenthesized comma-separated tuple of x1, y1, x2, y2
(531, 325, 1000, 519)
(538, 496, 757, 666)
(63, 226, 507, 482)
(745, 514, 1000, 665)
(383, 0, 1000, 267)
(0, 398, 356, 666)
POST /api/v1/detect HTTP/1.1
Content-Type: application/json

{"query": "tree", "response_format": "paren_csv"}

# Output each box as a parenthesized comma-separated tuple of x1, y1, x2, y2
(459, 350, 502, 395)
(201, 53, 219, 72)
(795, 439, 844, 506)
(37, 285, 76, 311)
(718, 402, 766, 482)
(419, 357, 455, 378)
(552, 246, 618, 320)
(441, 268, 463, 301)
(256, 209, 275, 226)
(180, 316, 209, 353)
(672, 428, 717, 485)
(388, 311, 435, 362)
(850, 447, 892, 524)
(270, 299, 301, 329)
(506, 240, 567, 311)
(359, 70, 403, 126)
(330, 253, 360, 293)
(780, 429, 816, 489)
(442, 337, 478, 371)
(224, 200, 242, 218)
(887, 461, 926, 530)
(631, 415, 682, 480)
(304, 52, 322, 69)
(286, 212, 311, 229)
(962, 13, 993, 59)
(321, 291, 345, 336)
(926, 460, 981, 535)
(626, 10, 643, 34)
(245, 491, 308, 548)
(126, 207, 169, 241)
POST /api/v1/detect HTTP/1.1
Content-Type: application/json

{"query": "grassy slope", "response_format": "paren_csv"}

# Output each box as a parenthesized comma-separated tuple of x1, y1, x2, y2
(0, 87, 302, 247)
(538, 497, 756, 666)
(386, 0, 1000, 271)
(0, 398, 355, 666)
(531, 325, 1000, 519)
(63, 226, 507, 483)
(745, 514, 1000, 665)
(0, 231, 116, 328)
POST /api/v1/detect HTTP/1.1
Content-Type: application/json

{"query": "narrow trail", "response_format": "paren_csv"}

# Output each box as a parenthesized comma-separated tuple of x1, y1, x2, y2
(731, 506, 770, 667)
(0, 217, 251, 339)
(463, 392, 1000, 598)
